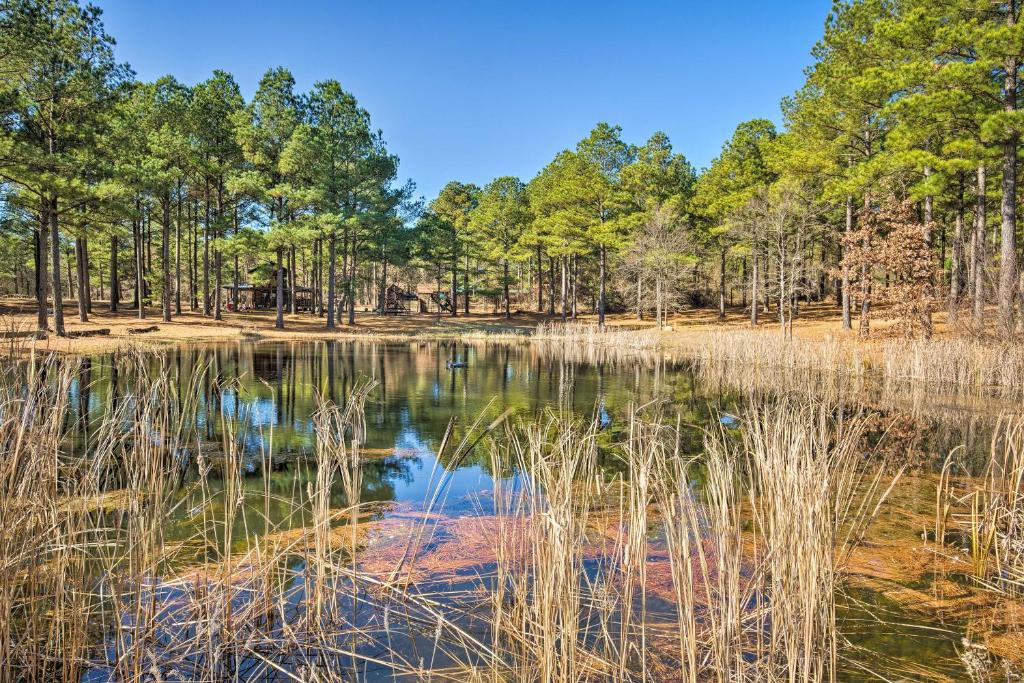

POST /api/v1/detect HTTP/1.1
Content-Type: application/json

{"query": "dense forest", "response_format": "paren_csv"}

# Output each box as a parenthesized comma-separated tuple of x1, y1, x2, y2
(2, 0, 1023, 339)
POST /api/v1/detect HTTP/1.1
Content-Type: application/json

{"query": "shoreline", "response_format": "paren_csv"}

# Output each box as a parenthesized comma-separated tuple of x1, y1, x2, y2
(2, 297, 919, 357)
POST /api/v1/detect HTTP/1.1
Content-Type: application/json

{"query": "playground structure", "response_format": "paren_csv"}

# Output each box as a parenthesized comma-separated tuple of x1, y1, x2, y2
(428, 291, 454, 313)
(377, 284, 421, 314)
(415, 283, 461, 314)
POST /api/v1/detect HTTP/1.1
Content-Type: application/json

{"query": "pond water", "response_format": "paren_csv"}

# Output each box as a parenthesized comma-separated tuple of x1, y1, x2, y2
(58, 339, 1009, 681)
(69, 341, 711, 526)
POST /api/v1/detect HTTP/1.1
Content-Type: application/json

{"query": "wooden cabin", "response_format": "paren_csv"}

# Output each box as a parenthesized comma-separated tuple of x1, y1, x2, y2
(224, 266, 312, 312)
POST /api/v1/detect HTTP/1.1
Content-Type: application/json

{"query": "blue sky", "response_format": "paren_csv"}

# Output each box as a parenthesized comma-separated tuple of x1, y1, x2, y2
(98, 0, 830, 202)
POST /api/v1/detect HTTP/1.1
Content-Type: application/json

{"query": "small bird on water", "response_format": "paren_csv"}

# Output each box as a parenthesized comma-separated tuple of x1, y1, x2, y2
(446, 359, 467, 369)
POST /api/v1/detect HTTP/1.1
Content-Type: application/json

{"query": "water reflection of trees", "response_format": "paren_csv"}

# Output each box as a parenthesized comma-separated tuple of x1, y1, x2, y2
(63, 340, 722, 465)
(49, 338, 1007, 500)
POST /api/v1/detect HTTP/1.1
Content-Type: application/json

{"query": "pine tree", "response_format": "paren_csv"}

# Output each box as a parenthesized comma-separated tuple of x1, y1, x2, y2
(469, 176, 531, 318)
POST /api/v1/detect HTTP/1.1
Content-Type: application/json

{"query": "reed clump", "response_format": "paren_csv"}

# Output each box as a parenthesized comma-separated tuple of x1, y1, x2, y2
(533, 321, 661, 350)
(0, 351, 491, 681)
(656, 401, 895, 682)
(474, 400, 895, 682)
(936, 415, 1024, 596)
(690, 328, 1024, 399)
(688, 329, 865, 376)
(881, 337, 1024, 398)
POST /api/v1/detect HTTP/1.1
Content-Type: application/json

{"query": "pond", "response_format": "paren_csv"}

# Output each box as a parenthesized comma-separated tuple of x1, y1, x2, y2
(32, 340, 1021, 680)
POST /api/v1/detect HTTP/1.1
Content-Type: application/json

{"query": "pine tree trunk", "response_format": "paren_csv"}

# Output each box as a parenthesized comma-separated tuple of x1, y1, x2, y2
(203, 186, 211, 316)
(763, 255, 770, 312)
(49, 195, 65, 336)
(190, 198, 197, 311)
(327, 232, 337, 329)
(109, 233, 119, 313)
(742, 257, 748, 308)
(84, 234, 92, 314)
(347, 230, 357, 325)
(598, 244, 607, 327)
(36, 204, 48, 331)
(66, 244, 74, 300)
(834, 245, 842, 308)
(75, 236, 88, 322)
(560, 257, 567, 322)
(974, 165, 987, 327)
(464, 252, 471, 315)
(718, 247, 726, 321)
(536, 245, 543, 313)
(842, 195, 853, 330)
(922, 170, 934, 337)
(451, 251, 458, 317)
(81, 232, 92, 313)
(999, 61, 1015, 333)
(548, 255, 555, 315)
(162, 194, 172, 322)
(134, 202, 145, 320)
(950, 175, 966, 322)
(503, 259, 511, 319)
(859, 250, 870, 337)
(570, 254, 578, 319)
(276, 247, 284, 329)
(290, 246, 297, 314)
(857, 193, 872, 337)
(213, 184, 223, 321)
(232, 207, 240, 312)
(435, 264, 443, 314)
(751, 247, 759, 327)
(816, 244, 826, 301)
(314, 237, 322, 316)
(175, 191, 182, 315)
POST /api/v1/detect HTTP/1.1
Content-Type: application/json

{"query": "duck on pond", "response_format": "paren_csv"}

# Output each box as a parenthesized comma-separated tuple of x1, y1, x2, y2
(446, 359, 467, 369)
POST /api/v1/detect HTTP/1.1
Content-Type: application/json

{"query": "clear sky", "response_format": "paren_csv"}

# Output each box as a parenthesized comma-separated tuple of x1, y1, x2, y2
(98, 0, 831, 202)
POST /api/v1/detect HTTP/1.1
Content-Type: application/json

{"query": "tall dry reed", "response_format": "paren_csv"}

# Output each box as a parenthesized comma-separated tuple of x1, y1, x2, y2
(937, 415, 1024, 595)
(475, 399, 894, 682)
(655, 400, 897, 683)
(534, 321, 661, 351)
(880, 337, 1024, 398)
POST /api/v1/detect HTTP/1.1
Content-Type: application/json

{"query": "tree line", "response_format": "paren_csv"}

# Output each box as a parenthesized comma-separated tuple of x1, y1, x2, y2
(0, 0, 412, 336)
(3, 0, 1024, 338)
(422, 0, 1024, 338)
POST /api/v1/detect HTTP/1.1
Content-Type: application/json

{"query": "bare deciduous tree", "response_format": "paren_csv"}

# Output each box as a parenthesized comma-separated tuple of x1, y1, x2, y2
(619, 202, 693, 328)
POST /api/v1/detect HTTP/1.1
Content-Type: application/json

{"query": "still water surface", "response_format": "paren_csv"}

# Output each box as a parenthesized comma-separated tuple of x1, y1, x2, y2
(64, 339, 1003, 680)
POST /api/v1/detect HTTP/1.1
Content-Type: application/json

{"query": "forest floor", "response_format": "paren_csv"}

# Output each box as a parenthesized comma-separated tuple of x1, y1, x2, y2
(0, 295, 951, 355)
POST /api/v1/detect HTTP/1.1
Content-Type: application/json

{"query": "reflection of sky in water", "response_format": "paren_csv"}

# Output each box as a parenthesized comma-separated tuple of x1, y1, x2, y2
(385, 426, 496, 511)
(221, 392, 278, 429)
